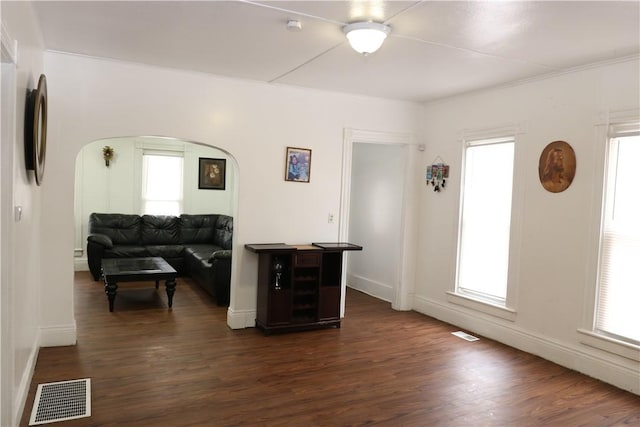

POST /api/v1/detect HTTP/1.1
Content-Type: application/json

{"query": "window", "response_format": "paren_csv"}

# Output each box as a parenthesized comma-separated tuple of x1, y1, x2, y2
(142, 152, 183, 216)
(595, 132, 640, 346)
(456, 137, 515, 305)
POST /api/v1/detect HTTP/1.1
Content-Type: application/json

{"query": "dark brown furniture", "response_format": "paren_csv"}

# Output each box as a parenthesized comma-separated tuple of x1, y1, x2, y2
(101, 257, 178, 312)
(245, 242, 362, 334)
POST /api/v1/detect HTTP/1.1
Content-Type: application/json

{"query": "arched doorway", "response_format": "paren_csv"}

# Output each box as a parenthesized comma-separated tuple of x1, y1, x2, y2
(73, 136, 238, 310)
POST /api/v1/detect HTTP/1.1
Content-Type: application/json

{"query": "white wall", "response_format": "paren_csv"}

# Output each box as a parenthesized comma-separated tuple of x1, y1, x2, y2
(347, 143, 405, 302)
(41, 52, 420, 333)
(0, 2, 45, 425)
(415, 58, 640, 393)
(74, 137, 235, 270)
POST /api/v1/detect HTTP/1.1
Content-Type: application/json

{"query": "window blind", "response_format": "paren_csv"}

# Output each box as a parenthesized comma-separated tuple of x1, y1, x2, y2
(596, 133, 640, 345)
(457, 137, 515, 303)
(142, 153, 183, 216)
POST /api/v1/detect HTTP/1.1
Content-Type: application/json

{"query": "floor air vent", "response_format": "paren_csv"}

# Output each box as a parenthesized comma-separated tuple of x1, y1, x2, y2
(29, 378, 91, 425)
(452, 331, 479, 341)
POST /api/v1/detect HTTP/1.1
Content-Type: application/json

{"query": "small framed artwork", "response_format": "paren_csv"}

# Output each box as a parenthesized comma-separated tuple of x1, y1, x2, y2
(198, 157, 226, 190)
(285, 147, 312, 183)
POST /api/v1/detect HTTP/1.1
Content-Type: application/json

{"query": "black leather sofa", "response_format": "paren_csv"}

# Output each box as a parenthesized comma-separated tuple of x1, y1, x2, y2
(87, 213, 232, 306)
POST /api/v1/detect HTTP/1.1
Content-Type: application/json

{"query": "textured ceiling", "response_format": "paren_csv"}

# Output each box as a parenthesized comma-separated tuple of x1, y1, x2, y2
(31, 1, 640, 103)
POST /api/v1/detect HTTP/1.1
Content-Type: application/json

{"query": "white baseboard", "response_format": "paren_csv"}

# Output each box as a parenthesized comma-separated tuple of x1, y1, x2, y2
(74, 257, 89, 271)
(39, 322, 77, 347)
(14, 332, 40, 427)
(347, 273, 393, 302)
(14, 323, 77, 425)
(226, 308, 256, 329)
(413, 295, 639, 395)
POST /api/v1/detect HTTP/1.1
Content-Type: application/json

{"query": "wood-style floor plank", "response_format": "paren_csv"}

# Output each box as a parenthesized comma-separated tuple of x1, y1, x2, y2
(19, 272, 640, 426)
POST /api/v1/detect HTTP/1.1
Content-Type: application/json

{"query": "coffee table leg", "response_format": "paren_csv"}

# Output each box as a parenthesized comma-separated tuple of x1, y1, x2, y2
(105, 281, 118, 312)
(165, 279, 176, 308)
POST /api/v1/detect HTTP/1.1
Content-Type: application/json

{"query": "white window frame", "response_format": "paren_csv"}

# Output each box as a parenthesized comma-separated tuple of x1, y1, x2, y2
(579, 115, 640, 361)
(447, 133, 520, 321)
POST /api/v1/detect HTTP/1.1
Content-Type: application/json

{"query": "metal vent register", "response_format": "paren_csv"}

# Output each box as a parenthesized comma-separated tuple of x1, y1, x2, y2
(452, 331, 480, 342)
(29, 379, 91, 425)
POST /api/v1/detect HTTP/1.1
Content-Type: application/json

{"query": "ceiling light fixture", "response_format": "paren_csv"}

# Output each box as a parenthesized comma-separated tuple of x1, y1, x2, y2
(343, 21, 391, 56)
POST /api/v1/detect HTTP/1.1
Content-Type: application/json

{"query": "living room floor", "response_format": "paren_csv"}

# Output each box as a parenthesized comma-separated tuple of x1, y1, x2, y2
(20, 272, 639, 426)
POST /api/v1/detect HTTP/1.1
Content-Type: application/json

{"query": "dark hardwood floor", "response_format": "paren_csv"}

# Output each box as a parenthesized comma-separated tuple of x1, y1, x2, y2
(20, 272, 639, 426)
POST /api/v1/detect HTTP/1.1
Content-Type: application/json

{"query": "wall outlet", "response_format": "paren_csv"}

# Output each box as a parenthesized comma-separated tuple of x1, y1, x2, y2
(328, 213, 334, 224)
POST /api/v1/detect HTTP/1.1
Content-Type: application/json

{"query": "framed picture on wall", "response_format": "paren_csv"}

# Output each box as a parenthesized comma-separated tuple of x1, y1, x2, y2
(199, 158, 226, 190)
(285, 147, 312, 183)
(538, 140, 576, 193)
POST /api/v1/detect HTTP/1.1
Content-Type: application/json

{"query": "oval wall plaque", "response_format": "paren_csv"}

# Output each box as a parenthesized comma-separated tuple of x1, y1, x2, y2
(24, 74, 48, 186)
(538, 140, 576, 193)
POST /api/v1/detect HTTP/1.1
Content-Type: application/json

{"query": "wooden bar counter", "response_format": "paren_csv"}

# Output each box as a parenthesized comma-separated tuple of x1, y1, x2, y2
(245, 242, 362, 334)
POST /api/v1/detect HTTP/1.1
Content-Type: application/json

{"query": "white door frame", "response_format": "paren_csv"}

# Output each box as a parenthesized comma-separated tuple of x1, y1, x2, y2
(1, 22, 18, 427)
(339, 128, 418, 315)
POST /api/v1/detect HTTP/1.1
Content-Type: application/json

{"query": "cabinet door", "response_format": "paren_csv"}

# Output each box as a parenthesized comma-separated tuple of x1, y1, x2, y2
(268, 290, 292, 325)
(319, 251, 342, 320)
(319, 287, 340, 320)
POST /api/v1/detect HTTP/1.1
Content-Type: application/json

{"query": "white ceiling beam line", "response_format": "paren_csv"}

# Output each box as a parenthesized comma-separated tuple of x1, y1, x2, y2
(392, 33, 559, 71)
(382, 0, 426, 25)
(237, 0, 348, 26)
(268, 41, 344, 84)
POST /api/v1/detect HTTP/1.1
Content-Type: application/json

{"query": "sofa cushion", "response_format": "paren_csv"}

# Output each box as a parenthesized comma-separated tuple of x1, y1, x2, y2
(87, 233, 113, 249)
(146, 245, 185, 259)
(180, 214, 217, 244)
(214, 215, 233, 250)
(89, 213, 141, 245)
(209, 249, 232, 262)
(104, 245, 150, 258)
(188, 250, 213, 268)
(184, 244, 221, 255)
(141, 215, 180, 245)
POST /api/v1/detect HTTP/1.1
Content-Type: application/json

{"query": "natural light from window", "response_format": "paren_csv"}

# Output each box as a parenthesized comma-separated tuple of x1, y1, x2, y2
(596, 134, 640, 345)
(457, 137, 514, 304)
(142, 153, 183, 216)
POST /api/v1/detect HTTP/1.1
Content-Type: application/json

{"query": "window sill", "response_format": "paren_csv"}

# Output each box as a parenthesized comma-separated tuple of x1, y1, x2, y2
(446, 291, 517, 321)
(577, 329, 640, 362)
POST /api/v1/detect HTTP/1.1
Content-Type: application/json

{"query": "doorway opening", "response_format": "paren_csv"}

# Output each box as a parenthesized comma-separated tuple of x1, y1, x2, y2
(339, 129, 416, 314)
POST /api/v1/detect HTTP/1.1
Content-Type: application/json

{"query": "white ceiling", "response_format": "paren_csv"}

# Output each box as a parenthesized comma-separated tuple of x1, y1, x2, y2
(31, 1, 640, 103)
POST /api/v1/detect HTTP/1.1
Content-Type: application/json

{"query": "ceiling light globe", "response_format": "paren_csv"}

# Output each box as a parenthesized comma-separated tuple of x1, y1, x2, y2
(343, 22, 391, 55)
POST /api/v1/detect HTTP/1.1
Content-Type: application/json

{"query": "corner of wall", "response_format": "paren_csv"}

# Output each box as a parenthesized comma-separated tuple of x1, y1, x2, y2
(39, 322, 77, 347)
(226, 308, 256, 329)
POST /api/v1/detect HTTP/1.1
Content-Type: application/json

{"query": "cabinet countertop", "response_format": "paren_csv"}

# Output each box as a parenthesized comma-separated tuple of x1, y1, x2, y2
(244, 242, 362, 253)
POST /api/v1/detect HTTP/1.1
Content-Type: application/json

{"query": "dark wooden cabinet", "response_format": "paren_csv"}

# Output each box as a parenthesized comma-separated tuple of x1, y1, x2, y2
(245, 243, 362, 334)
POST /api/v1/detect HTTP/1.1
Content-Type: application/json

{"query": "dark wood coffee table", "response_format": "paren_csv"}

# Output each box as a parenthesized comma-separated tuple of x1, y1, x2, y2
(101, 257, 177, 312)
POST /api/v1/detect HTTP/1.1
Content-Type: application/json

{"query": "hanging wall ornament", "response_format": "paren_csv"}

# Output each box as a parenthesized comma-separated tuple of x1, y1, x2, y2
(426, 157, 449, 192)
(538, 140, 576, 193)
(103, 145, 114, 167)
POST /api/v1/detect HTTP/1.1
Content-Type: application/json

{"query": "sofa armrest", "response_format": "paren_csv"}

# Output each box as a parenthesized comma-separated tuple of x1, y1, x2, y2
(209, 250, 232, 262)
(88, 233, 114, 249)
